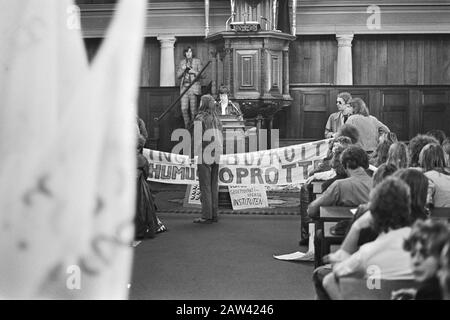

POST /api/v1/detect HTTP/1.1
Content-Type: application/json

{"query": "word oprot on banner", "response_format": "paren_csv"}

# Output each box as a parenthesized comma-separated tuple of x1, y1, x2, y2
(143, 139, 331, 186)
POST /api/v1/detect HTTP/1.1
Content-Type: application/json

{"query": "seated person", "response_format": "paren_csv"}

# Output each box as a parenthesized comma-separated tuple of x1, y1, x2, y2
(419, 143, 450, 208)
(409, 134, 439, 168)
(307, 146, 372, 220)
(216, 85, 243, 121)
(387, 142, 410, 169)
(312, 163, 398, 300)
(392, 220, 450, 300)
(307, 146, 372, 268)
(322, 177, 414, 300)
(426, 129, 446, 146)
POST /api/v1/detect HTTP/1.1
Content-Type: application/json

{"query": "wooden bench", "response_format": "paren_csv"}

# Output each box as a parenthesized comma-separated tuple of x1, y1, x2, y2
(322, 221, 345, 257)
(431, 207, 450, 222)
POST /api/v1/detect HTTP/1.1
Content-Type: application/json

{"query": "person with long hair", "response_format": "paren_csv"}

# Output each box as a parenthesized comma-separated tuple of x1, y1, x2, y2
(393, 169, 430, 222)
(176, 47, 203, 128)
(345, 98, 390, 154)
(387, 142, 410, 169)
(419, 143, 450, 208)
(409, 134, 439, 168)
(192, 94, 223, 224)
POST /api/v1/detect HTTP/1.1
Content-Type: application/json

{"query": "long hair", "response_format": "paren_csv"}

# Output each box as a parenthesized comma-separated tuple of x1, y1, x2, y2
(394, 168, 429, 222)
(419, 143, 449, 174)
(196, 94, 222, 131)
(349, 98, 370, 117)
(387, 142, 409, 169)
(409, 134, 439, 167)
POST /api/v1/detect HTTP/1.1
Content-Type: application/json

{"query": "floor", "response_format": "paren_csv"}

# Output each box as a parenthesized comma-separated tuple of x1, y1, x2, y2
(129, 212, 316, 300)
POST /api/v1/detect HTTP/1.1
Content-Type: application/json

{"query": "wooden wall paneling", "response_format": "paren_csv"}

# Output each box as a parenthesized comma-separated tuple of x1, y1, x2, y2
(379, 89, 410, 141)
(404, 38, 419, 85)
(387, 36, 405, 85)
(288, 89, 302, 138)
(301, 89, 329, 139)
(409, 89, 422, 139)
(352, 38, 362, 85)
(376, 39, 388, 85)
(420, 89, 450, 136)
(138, 87, 181, 152)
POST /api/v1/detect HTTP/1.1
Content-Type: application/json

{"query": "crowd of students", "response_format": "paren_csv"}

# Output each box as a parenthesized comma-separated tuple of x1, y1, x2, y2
(306, 92, 450, 300)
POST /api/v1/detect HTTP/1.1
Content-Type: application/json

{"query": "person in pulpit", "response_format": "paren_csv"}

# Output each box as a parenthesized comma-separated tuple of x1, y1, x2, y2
(177, 47, 203, 128)
(217, 85, 243, 121)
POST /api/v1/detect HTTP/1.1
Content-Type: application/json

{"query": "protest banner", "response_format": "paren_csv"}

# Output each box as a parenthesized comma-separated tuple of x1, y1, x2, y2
(228, 185, 269, 210)
(143, 138, 331, 187)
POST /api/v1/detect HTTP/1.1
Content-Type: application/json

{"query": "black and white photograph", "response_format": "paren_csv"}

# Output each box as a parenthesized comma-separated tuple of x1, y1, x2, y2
(1, 0, 450, 309)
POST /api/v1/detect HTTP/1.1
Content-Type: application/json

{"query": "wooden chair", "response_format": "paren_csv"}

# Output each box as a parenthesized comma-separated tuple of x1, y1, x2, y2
(340, 277, 419, 300)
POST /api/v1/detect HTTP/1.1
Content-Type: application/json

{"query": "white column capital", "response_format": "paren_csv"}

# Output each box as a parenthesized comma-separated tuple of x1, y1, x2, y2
(336, 34, 354, 48)
(157, 34, 176, 48)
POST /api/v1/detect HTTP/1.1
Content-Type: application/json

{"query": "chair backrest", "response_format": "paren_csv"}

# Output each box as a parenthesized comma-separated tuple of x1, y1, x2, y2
(340, 277, 419, 300)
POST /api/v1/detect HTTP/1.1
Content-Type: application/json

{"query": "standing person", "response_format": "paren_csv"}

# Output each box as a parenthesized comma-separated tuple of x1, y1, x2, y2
(345, 98, 390, 154)
(177, 46, 203, 128)
(192, 95, 223, 224)
(137, 116, 148, 154)
(324, 92, 352, 139)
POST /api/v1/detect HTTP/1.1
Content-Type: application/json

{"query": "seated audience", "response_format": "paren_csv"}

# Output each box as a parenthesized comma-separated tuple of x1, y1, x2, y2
(387, 142, 410, 169)
(345, 98, 390, 154)
(426, 129, 446, 146)
(379, 131, 398, 144)
(392, 220, 450, 300)
(409, 134, 439, 168)
(419, 143, 450, 208)
(439, 241, 450, 300)
(312, 163, 398, 300)
(370, 139, 393, 167)
(322, 177, 414, 299)
(325, 92, 353, 139)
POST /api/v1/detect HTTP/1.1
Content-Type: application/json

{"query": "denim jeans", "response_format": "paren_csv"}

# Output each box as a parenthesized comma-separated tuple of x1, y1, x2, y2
(198, 163, 219, 220)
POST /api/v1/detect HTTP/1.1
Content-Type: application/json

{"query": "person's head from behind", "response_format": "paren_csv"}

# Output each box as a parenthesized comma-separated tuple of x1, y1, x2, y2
(372, 163, 398, 187)
(337, 124, 359, 145)
(369, 177, 411, 234)
(198, 94, 216, 114)
(373, 140, 393, 167)
(438, 241, 450, 299)
(394, 169, 429, 223)
(404, 220, 450, 283)
(340, 146, 369, 173)
(419, 143, 447, 173)
(184, 46, 194, 59)
(348, 98, 370, 117)
(336, 92, 352, 112)
(426, 130, 446, 145)
(409, 134, 439, 167)
(387, 142, 409, 169)
(331, 145, 348, 177)
(332, 135, 353, 154)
